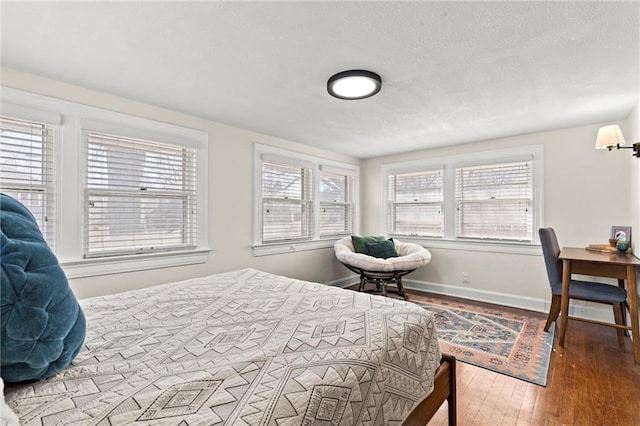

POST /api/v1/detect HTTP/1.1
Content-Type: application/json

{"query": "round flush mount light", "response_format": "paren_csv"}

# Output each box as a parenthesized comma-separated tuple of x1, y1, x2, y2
(327, 70, 382, 100)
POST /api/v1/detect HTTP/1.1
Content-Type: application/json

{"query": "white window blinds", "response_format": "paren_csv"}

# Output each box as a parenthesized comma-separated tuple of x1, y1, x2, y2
(261, 160, 313, 243)
(388, 170, 443, 237)
(455, 160, 533, 241)
(319, 170, 355, 237)
(0, 115, 56, 246)
(84, 132, 197, 258)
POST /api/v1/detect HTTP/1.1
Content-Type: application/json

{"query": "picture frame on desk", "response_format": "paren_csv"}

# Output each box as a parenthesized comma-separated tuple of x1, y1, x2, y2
(611, 226, 632, 245)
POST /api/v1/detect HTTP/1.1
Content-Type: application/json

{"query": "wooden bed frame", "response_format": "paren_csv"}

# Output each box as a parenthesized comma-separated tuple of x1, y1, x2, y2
(403, 353, 457, 426)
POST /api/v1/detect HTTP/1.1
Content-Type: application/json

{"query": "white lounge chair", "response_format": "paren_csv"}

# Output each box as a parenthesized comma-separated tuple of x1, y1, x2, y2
(334, 236, 431, 300)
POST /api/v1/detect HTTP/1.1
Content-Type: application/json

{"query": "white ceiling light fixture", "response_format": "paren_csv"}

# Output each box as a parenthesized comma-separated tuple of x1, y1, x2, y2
(327, 70, 382, 100)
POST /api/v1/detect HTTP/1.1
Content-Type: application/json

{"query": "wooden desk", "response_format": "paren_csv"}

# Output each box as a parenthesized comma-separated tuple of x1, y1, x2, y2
(559, 247, 640, 364)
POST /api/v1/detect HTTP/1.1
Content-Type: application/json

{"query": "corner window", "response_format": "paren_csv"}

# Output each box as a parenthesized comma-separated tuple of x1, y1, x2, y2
(383, 145, 543, 252)
(261, 159, 313, 243)
(387, 169, 443, 237)
(319, 166, 356, 238)
(254, 144, 359, 256)
(455, 161, 532, 241)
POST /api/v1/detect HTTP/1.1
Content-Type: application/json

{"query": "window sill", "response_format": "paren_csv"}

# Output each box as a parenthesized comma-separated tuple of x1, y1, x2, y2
(253, 239, 339, 256)
(392, 236, 542, 256)
(60, 248, 211, 279)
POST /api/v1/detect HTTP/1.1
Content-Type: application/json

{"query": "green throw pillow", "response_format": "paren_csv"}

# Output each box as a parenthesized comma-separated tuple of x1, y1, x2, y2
(365, 238, 398, 259)
(351, 235, 386, 254)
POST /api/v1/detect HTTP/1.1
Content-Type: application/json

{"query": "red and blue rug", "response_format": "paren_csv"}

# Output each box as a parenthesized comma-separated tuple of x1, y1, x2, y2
(414, 296, 555, 386)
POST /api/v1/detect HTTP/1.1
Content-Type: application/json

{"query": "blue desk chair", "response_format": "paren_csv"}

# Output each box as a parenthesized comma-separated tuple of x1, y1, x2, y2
(539, 227, 627, 349)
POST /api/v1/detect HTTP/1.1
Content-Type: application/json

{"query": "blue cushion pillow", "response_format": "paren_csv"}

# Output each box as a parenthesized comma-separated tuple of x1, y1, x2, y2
(365, 238, 398, 259)
(1, 194, 86, 383)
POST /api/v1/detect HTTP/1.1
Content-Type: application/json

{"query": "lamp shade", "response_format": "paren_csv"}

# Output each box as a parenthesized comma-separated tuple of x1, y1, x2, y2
(327, 70, 381, 100)
(595, 125, 626, 149)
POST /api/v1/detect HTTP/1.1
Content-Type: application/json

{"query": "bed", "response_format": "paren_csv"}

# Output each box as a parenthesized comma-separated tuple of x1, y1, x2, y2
(4, 268, 455, 425)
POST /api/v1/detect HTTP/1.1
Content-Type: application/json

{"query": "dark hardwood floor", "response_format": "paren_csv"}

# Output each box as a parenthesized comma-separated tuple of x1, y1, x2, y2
(355, 286, 640, 425)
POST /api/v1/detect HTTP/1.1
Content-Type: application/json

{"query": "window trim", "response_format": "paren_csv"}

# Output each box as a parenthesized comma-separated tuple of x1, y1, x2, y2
(253, 143, 359, 256)
(81, 129, 199, 258)
(1, 87, 210, 278)
(0, 110, 59, 246)
(61, 248, 211, 279)
(381, 145, 544, 252)
(260, 157, 315, 244)
(454, 160, 533, 241)
(319, 165, 356, 239)
(387, 168, 444, 238)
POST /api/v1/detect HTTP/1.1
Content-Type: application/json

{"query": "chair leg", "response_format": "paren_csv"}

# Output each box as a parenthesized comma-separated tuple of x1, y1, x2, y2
(618, 279, 630, 337)
(613, 303, 626, 352)
(380, 279, 387, 297)
(622, 300, 630, 337)
(358, 274, 366, 292)
(396, 277, 409, 301)
(545, 294, 562, 332)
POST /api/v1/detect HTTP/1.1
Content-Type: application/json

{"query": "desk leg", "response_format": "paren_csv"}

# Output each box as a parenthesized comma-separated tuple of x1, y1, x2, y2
(627, 265, 640, 364)
(559, 259, 572, 347)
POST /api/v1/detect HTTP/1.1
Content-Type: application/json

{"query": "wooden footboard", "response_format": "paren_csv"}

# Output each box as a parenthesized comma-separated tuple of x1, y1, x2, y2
(402, 353, 457, 426)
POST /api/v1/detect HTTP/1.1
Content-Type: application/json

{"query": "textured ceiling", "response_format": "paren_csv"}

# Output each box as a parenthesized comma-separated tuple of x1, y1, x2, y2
(1, 1, 639, 159)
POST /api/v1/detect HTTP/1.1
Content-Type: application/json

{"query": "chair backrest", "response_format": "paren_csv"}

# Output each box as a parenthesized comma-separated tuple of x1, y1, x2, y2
(539, 227, 563, 290)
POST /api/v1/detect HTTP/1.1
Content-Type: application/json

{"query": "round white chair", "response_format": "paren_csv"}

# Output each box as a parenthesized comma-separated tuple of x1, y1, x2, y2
(334, 236, 431, 300)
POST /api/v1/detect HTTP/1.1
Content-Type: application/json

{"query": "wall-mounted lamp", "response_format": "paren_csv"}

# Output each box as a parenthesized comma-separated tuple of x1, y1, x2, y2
(327, 70, 382, 100)
(595, 124, 640, 157)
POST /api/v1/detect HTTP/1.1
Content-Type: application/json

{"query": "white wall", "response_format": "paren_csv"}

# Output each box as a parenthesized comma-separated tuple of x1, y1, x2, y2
(362, 122, 632, 312)
(628, 102, 639, 306)
(3, 67, 635, 311)
(1, 68, 359, 298)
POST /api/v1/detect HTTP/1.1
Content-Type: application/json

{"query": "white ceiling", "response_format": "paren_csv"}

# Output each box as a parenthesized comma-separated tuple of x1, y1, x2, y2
(1, 1, 639, 159)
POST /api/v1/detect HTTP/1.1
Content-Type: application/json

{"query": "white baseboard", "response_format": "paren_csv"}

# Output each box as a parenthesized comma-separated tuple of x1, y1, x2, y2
(327, 274, 616, 324)
(326, 275, 358, 289)
(402, 278, 616, 323)
(403, 278, 548, 312)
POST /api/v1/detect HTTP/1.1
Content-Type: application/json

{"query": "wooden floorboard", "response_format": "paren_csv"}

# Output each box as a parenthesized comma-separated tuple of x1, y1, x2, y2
(363, 287, 640, 425)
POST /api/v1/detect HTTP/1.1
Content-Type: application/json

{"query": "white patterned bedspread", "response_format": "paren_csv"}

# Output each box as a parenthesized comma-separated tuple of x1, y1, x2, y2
(5, 268, 440, 425)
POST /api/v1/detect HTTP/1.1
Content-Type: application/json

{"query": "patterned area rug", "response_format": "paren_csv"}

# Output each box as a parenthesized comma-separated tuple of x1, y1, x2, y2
(413, 296, 555, 386)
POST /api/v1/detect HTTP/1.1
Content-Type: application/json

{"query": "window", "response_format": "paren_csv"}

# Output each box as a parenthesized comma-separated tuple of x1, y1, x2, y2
(387, 169, 443, 237)
(383, 146, 543, 252)
(261, 159, 313, 243)
(319, 167, 356, 238)
(84, 132, 197, 258)
(455, 161, 532, 241)
(0, 112, 58, 247)
(1, 87, 209, 278)
(254, 144, 359, 255)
